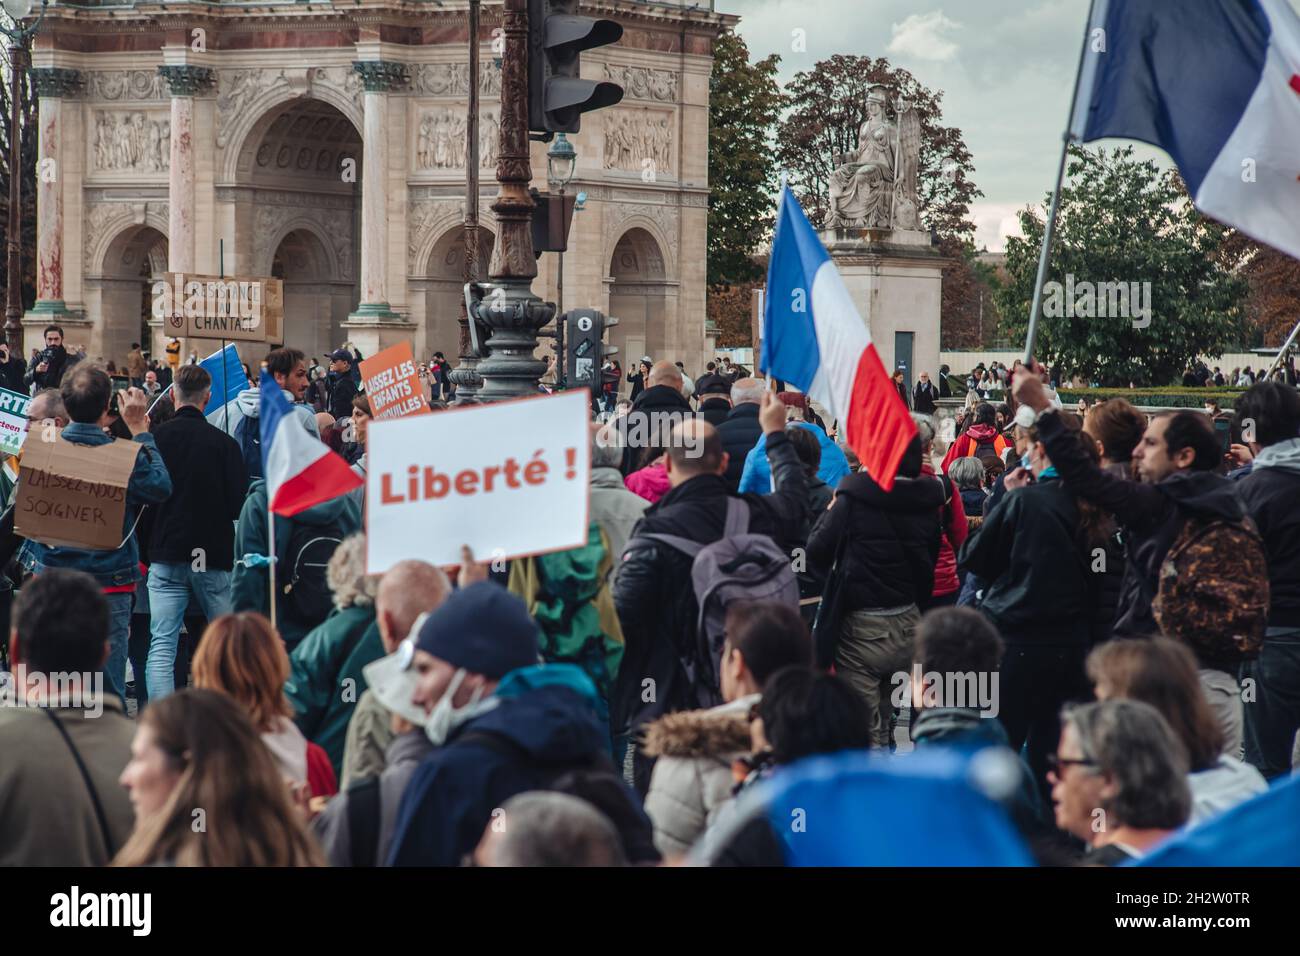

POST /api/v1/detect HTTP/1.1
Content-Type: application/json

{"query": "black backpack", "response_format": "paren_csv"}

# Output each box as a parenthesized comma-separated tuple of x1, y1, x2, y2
(281, 525, 342, 626)
(237, 415, 263, 480)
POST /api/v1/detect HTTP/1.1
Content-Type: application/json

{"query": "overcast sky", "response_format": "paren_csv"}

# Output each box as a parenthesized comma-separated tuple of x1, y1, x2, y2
(718, 0, 1170, 251)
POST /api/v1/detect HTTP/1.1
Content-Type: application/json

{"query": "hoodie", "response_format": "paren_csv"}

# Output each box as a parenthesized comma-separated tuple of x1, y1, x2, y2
(1238, 437, 1300, 628)
(941, 423, 1009, 474)
(230, 478, 363, 648)
(386, 664, 626, 866)
(208, 386, 320, 441)
(739, 422, 851, 495)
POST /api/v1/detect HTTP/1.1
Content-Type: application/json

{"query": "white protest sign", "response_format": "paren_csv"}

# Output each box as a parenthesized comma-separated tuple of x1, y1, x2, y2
(0, 387, 30, 456)
(365, 389, 591, 573)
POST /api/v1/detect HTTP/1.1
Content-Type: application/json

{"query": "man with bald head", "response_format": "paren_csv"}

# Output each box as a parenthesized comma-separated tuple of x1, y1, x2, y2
(618, 358, 695, 472)
(614, 391, 809, 794)
(716, 377, 767, 490)
(338, 559, 452, 788)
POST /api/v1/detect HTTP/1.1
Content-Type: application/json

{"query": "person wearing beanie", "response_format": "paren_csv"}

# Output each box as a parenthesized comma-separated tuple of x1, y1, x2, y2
(385, 581, 650, 866)
(805, 433, 944, 749)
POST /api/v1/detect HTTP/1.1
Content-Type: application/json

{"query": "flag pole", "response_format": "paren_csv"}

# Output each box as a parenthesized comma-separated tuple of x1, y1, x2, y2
(267, 502, 278, 631)
(1263, 317, 1300, 383)
(220, 238, 230, 436)
(1022, 0, 1099, 367)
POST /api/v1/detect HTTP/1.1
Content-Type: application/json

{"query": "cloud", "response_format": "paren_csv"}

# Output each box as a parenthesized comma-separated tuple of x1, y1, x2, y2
(970, 202, 1030, 253)
(887, 11, 963, 62)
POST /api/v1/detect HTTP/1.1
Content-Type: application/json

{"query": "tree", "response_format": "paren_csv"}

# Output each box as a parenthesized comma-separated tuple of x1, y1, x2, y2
(1215, 231, 1300, 349)
(996, 145, 1246, 387)
(774, 55, 979, 239)
(940, 237, 1002, 350)
(707, 31, 783, 287)
(0, 32, 39, 320)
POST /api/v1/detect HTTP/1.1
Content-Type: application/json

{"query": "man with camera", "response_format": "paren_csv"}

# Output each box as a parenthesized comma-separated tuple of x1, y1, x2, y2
(24, 325, 81, 392)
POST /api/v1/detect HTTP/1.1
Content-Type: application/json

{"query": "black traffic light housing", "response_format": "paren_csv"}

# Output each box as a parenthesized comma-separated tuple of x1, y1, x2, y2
(563, 308, 618, 392)
(528, 0, 624, 135)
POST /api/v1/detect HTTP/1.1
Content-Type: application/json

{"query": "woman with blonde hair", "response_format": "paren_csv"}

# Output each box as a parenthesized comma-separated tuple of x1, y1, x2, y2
(115, 688, 324, 866)
(192, 611, 338, 799)
(285, 533, 383, 775)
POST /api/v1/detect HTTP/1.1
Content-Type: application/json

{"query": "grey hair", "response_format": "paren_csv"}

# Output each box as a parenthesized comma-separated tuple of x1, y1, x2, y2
(326, 532, 380, 610)
(1062, 699, 1191, 831)
(29, 388, 67, 422)
(490, 792, 626, 867)
(591, 423, 623, 469)
(911, 413, 936, 448)
(947, 456, 985, 490)
(731, 377, 766, 407)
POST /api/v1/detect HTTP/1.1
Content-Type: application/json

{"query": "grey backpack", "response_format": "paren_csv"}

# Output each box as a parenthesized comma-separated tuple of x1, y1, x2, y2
(635, 497, 799, 708)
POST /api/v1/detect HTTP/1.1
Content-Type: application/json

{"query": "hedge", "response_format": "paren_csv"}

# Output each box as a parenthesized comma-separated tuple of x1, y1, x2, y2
(1056, 388, 1248, 409)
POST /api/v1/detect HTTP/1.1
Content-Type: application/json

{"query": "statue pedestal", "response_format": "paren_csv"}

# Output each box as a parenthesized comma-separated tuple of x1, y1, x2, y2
(819, 228, 948, 398)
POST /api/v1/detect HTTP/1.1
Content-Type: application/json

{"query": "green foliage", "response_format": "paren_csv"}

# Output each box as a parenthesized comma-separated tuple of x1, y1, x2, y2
(1057, 387, 1247, 409)
(996, 145, 1246, 387)
(707, 31, 783, 287)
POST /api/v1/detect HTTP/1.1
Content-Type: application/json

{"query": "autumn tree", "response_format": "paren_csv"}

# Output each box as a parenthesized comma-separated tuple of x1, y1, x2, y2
(774, 54, 979, 240)
(997, 145, 1246, 386)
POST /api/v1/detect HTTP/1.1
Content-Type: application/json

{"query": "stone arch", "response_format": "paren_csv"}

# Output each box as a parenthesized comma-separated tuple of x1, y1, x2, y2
(415, 224, 497, 358)
(606, 214, 677, 277)
(608, 226, 677, 365)
(271, 227, 355, 361)
(220, 78, 363, 185)
(261, 218, 345, 279)
(96, 223, 168, 368)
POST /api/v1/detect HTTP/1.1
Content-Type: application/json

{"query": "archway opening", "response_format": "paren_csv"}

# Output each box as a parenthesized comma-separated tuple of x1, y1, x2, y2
(101, 225, 168, 370)
(609, 227, 668, 366)
(421, 226, 496, 360)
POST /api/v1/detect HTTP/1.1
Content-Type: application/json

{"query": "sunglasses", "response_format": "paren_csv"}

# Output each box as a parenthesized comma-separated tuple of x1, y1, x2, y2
(1046, 753, 1097, 777)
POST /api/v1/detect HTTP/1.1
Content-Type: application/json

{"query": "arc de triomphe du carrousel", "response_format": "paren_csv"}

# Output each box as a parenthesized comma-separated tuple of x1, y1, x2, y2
(26, 0, 728, 374)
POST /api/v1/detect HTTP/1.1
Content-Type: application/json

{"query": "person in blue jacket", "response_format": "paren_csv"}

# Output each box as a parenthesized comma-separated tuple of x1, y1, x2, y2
(386, 581, 648, 866)
(739, 420, 850, 494)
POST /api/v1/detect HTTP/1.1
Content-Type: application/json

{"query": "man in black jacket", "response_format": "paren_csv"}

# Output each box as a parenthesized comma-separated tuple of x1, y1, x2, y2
(1235, 383, 1300, 777)
(913, 372, 938, 415)
(618, 360, 694, 473)
(807, 434, 941, 747)
(692, 362, 729, 402)
(145, 364, 249, 699)
(716, 377, 765, 491)
(0, 341, 25, 393)
(24, 324, 80, 391)
(613, 393, 806, 793)
(326, 348, 359, 421)
(696, 380, 732, 428)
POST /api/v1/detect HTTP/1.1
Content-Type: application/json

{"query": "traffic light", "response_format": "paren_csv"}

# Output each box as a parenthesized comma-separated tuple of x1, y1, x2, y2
(528, 0, 624, 135)
(564, 308, 617, 391)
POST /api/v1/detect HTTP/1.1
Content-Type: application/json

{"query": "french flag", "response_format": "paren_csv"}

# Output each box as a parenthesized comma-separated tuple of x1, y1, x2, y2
(762, 185, 917, 492)
(1072, 0, 1300, 259)
(259, 370, 361, 517)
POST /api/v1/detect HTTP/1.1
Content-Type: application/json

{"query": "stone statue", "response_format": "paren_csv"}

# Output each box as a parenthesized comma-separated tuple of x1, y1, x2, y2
(828, 86, 922, 232)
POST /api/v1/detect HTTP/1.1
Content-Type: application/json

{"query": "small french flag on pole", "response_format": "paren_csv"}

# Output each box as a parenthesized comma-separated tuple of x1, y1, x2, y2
(259, 370, 361, 517)
(761, 185, 917, 492)
(1072, 0, 1300, 259)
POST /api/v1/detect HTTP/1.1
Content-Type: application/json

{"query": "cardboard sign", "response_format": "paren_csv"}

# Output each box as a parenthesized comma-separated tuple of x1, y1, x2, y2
(0, 387, 31, 456)
(359, 342, 430, 420)
(155, 273, 284, 343)
(366, 390, 591, 573)
(15, 435, 142, 551)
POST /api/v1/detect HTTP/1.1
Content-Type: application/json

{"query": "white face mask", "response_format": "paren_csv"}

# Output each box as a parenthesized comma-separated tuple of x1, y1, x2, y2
(424, 668, 500, 747)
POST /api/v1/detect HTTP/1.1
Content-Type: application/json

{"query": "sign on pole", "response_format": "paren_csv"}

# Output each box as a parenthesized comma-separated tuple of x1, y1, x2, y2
(365, 390, 591, 573)
(0, 387, 31, 456)
(15, 436, 143, 551)
(154, 272, 283, 343)
(359, 342, 430, 420)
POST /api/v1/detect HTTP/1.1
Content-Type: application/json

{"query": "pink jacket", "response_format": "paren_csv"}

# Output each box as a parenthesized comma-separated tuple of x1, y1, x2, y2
(625, 461, 671, 504)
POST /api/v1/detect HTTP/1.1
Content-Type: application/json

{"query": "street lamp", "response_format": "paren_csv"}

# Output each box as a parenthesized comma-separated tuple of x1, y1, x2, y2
(2, 0, 47, 353)
(547, 133, 576, 385)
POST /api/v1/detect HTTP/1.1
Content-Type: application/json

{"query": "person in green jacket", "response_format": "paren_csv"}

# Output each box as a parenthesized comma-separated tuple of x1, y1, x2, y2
(284, 533, 383, 775)
(230, 478, 362, 650)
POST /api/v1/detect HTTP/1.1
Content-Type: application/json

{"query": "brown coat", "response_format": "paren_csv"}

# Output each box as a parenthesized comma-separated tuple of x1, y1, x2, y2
(0, 695, 136, 866)
(127, 348, 147, 379)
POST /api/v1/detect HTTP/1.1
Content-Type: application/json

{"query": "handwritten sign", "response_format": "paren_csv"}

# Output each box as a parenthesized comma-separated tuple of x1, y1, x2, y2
(359, 341, 430, 420)
(155, 272, 284, 343)
(15, 435, 142, 551)
(366, 390, 591, 572)
(0, 387, 31, 456)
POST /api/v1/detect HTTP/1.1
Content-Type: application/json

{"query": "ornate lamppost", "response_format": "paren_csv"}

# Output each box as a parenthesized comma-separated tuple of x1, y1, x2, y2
(2, 0, 46, 353)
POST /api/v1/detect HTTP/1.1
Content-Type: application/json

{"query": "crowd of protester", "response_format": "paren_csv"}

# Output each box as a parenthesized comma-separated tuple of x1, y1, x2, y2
(0, 324, 1297, 868)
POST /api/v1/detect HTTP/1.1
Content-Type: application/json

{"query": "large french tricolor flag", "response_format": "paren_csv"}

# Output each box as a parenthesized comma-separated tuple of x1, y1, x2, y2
(1072, 0, 1300, 258)
(259, 370, 361, 517)
(762, 186, 916, 491)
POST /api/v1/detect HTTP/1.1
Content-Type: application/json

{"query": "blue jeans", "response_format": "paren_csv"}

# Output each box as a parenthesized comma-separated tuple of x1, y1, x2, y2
(104, 591, 133, 708)
(1242, 630, 1300, 779)
(147, 563, 232, 701)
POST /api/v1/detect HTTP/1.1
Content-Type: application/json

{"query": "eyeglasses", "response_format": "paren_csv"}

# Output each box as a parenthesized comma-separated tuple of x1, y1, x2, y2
(1046, 753, 1097, 777)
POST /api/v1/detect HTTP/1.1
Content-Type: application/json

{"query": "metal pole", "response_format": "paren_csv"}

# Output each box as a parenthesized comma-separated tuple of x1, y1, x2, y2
(555, 185, 565, 388)
(1263, 316, 1300, 382)
(450, 0, 484, 402)
(220, 238, 229, 434)
(1022, 0, 1098, 367)
(4, 38, 28, 353)
(267, 502, 277, 631)
(472, 0, 552, 400)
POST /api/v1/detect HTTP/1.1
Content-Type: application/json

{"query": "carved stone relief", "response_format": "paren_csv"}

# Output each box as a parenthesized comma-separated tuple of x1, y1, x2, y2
(92, 112, 170, 172)
(603, 64, 677, 102)
(409, 60, 502, 97)
(415, 107, 501, 170)
(603, 110, 673, 175)
(85, 70, 168, 102)
(216, 69, 293, 148)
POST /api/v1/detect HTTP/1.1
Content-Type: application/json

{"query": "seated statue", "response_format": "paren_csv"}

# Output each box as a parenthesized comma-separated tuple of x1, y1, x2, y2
(828, 90, 896, 230)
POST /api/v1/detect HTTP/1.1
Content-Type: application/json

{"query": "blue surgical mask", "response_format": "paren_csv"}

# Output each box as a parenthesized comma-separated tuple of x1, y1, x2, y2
(1019, 451, 1032, 470)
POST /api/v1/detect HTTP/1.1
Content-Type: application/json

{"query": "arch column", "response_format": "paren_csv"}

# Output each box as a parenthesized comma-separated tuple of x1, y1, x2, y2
(28, 68, 82, 322)
(349, 60, 405, 322)
(159, 66, 214, 276)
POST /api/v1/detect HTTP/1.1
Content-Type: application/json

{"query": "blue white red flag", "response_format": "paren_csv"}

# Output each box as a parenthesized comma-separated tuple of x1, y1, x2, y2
(258, 370, 360, 517)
